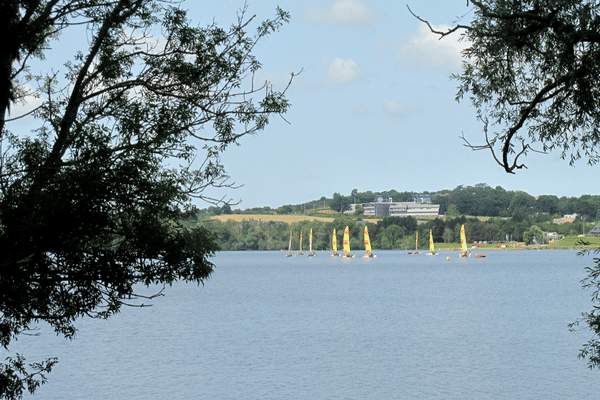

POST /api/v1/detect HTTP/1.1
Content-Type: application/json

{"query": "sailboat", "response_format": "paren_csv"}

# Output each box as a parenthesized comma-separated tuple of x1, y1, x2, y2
(297, 230, 305, 256)
(408, 232, 421, 254)
(459, 224, 471, 257)
(342, 226, 355, 259)
(308, 228, 317, 257)
(363, 226, 376, 258)
(331, 228, 339, 257)
(427, 230, 438, 256)
(285, 230, 295, 257)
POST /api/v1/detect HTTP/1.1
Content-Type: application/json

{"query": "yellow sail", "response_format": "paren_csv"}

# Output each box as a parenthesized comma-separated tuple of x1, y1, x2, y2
(416, 231, 419, 251)
(429, 230, 434, 252)
(300, 230, 303, 252)
(364, 226, 372, 254)
(332, 229, 337, 253)
(459, 224, 470, 257)
(343, 226, 351, 255)
(308, 228, 316, 257)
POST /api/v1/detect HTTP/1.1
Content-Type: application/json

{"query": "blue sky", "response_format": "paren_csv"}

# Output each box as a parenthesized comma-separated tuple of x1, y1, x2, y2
(195, 0, 598, 208)
(11, 0, 600, 209)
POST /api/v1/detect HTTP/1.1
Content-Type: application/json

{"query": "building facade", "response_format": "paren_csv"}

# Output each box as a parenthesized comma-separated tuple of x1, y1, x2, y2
(362, 195, 439, 217)
(553, 214, 578, 224)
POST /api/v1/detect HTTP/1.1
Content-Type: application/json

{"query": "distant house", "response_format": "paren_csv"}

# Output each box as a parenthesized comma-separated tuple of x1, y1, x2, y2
(553, 214, 578, 224)
(588, 221, 600, 237)
(544, 232, 564, 242)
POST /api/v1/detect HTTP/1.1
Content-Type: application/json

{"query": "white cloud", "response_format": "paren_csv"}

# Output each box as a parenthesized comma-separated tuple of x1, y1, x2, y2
(6, 84, 44, 123)
(325, 57, 360, 86)
(397, 23, 469, 71)
(325, 57, 361, 86)
(382, 100, 403, 116)
(303, 0, 378, 25)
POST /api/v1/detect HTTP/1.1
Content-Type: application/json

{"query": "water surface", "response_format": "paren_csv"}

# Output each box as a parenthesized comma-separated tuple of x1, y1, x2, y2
(15, 250, 600, 399)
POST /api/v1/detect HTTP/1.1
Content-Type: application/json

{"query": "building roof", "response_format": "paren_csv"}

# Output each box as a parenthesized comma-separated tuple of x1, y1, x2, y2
(588, 221, 600, 236)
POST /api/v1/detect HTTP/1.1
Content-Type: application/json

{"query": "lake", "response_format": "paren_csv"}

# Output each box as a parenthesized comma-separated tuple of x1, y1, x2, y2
(14, 250, 600, 399)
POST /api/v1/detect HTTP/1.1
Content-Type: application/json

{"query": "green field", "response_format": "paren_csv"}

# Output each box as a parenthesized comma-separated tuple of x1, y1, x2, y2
(433, 237, 600, 251)
(547, 236, 600, 249)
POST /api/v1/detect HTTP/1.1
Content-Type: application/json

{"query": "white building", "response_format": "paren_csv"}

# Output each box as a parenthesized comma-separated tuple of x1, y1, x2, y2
(362, 196, 439, 217)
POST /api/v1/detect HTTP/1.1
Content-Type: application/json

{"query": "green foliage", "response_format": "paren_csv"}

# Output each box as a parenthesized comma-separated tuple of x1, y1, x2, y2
(446, 204, 459, 218)
(203, 211, 600, 252)
(330, 192, 352, 213)
(0, 356, 57, 400)
(0, 1, 293, 397)
(377, 225, 405, 249)
(276, 205, 294, 214)
(454, 0, 600, 172)
(523, 225, 544, 245)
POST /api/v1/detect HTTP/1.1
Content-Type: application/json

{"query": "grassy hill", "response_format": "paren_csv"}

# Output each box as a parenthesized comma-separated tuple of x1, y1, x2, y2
(547, 237, 600, 249)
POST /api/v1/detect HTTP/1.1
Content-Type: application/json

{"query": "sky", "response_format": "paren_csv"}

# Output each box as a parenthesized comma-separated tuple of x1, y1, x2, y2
(11, 0, 600, 209)
(192, 0, 599, 208)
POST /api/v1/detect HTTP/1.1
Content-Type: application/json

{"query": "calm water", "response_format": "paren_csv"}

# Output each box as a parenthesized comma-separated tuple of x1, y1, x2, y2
(13, 250, 600, 399)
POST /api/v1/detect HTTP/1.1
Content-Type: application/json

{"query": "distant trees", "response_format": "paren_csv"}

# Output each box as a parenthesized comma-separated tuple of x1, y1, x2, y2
(228, 186, 600, 223)
(276, 205, 294, 214)
(523, 226, 544, 245)
(330, 192, 352, 214)
(432, 184, 600, 221)
(446, 204, 459, 218)
(201, 211, 597, 253)
(377, 225, 405, 249)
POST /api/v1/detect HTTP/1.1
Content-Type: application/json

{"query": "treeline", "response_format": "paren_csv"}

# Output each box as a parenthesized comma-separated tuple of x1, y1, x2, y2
(431, 183, 600, 219)
(199, 183, 600, 221)
(193, 214, 590, 251)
